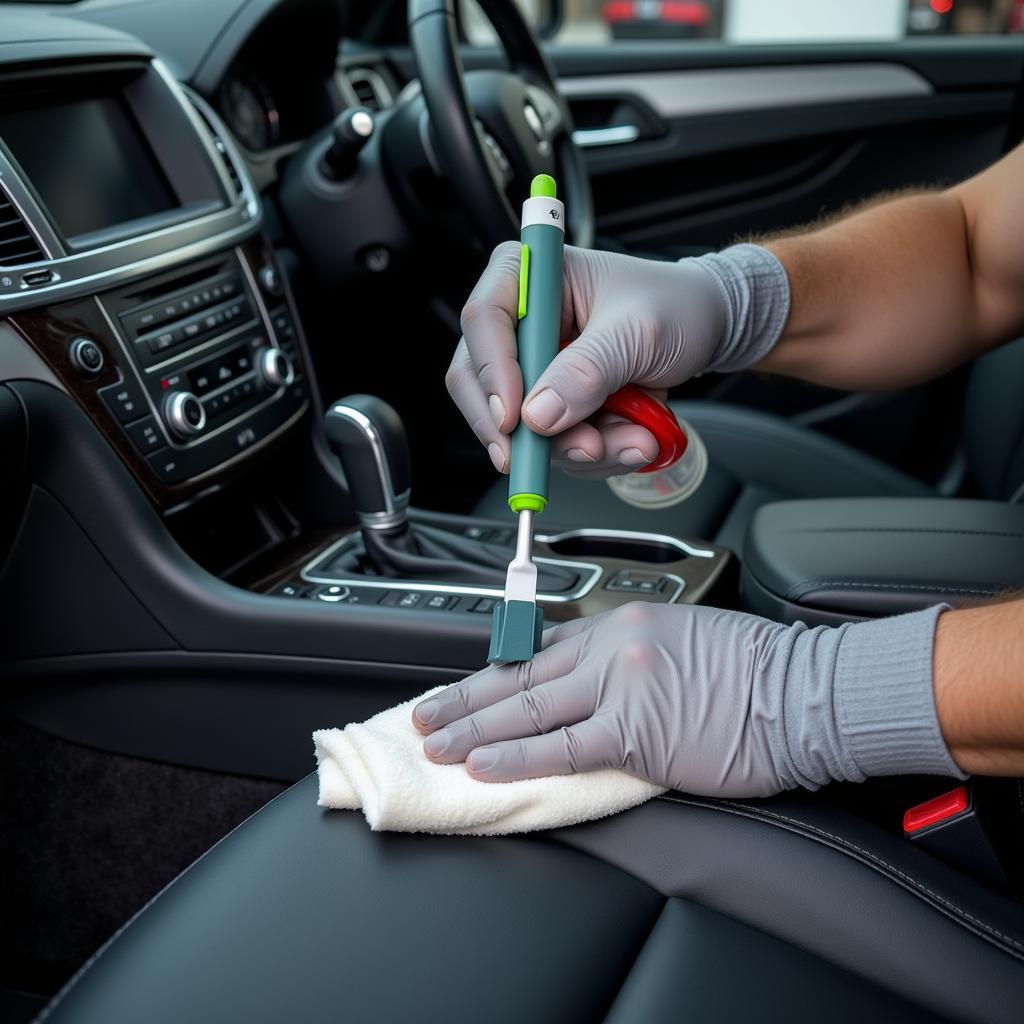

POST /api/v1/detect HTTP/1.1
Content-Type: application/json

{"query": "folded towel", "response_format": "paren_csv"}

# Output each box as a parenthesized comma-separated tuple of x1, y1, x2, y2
(313, 686, 665, 836)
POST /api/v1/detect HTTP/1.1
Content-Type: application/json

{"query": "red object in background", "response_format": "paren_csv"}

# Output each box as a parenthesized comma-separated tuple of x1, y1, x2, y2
(603, 1, 710, 25)
(603, 0, 635, 21)
(903, 786, 970, 834)
(1010, 0, 1024, 31)
(559, 340, 688, 473)
(660, 1, 711, 25)
(930, 0, 954, 14)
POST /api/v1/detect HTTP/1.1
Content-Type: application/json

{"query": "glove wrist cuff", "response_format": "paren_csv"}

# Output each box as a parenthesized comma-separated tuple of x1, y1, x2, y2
(691, 243, 790, 374)
(834, 605, 967, 781)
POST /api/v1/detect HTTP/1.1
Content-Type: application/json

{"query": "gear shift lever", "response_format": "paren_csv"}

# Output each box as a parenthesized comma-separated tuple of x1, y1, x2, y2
(325, 394, 411, 538)
(322, 395, 580, 591)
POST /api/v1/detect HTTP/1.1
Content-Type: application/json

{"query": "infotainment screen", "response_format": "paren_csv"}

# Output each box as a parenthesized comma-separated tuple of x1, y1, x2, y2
(0, 95, 179, 240)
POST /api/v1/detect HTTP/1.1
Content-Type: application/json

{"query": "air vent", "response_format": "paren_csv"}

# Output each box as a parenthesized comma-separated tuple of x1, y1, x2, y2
(0, 189, 45, 267)
(187, 96, 245, 202)
(346, 67, 392, 112)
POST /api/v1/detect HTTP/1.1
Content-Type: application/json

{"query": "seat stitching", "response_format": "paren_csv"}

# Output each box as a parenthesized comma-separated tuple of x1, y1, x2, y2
(796, 527, 1024, 540)
(788, 580, 999, 601)
(657, 793, 1024, 959)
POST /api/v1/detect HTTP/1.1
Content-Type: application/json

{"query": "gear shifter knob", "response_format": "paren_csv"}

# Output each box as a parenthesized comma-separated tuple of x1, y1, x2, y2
(325, 394, 411, 534)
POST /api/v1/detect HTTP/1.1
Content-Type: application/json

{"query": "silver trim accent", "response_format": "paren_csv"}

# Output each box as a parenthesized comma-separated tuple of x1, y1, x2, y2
(359, 492, 411, 533)
(164, 391, 207, 438)
(572, 125, 640, 148)
(0, 63, 262, 314)
(258, 347, 295, 388)
(558, 63, 932, 119)
(537, 527, 716, 560)
(300, 532, 604, 605)
(327, 403, 406, 520)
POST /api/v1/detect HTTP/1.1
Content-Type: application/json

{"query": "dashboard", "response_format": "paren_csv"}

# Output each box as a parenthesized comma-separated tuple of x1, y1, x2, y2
(0, 3, 330, 508)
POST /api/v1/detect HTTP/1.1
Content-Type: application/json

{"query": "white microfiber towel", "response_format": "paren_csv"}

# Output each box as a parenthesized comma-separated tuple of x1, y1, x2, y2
(313, 685, 665, 836)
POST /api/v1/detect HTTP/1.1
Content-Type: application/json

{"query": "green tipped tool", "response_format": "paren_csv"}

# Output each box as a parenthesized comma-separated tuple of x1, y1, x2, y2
(488, 173, 565, 665)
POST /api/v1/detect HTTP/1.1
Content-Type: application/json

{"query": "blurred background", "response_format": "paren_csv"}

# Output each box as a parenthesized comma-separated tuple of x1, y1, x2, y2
(463, 0, 1024, 45)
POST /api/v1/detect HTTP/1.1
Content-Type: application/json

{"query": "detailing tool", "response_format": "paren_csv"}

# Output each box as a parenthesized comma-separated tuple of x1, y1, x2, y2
(488, 173, 564, 665)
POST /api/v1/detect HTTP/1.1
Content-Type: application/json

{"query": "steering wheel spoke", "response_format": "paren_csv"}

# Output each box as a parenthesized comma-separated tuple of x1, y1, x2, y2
(408, 0, 593, 249)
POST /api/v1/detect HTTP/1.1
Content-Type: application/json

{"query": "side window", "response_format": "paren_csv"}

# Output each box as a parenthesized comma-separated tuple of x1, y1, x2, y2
(461, 0, 1024, 46)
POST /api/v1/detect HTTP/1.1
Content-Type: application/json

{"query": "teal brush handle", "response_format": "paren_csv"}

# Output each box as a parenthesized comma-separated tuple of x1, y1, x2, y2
(508, 175, 565, 515)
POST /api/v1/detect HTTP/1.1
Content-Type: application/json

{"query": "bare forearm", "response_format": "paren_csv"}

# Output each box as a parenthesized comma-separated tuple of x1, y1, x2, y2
(756, 146, 1024, 390)
(934, 598, 1024, 776)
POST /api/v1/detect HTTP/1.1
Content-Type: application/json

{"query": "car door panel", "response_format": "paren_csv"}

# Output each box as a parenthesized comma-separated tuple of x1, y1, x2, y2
(539, 38, 1024, 477)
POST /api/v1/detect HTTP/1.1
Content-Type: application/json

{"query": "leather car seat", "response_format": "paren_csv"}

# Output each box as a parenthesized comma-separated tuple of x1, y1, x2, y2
(473, 338, 1024, 553)
(37, 774, 1024, 1022)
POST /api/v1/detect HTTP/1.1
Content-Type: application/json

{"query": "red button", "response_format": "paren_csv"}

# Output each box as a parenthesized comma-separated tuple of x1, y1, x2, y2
(903, 786, 970, 835)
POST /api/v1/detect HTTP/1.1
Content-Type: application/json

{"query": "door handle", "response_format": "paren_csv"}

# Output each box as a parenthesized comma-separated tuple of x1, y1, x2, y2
(571, 124, 641, 148)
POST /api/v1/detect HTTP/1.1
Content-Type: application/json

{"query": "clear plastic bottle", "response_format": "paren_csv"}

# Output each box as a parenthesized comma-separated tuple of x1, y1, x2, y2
(606, 418, 708, 509)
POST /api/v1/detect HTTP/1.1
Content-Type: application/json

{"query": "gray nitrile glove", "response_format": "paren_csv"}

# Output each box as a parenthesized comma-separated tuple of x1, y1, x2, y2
(447, 242, 789, 479)
(412, 603, 964, 798)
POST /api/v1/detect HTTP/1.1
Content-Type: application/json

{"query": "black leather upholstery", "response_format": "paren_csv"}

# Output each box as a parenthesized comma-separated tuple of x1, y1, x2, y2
(741, 497, 1024, 624)
(39, 776, 1024, 1023)
(473, 401, 932, 552)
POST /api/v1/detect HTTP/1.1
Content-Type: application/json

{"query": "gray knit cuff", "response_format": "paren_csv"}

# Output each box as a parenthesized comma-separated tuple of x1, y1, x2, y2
(835, 605, 966, 781)
(690, 243, 791, 374)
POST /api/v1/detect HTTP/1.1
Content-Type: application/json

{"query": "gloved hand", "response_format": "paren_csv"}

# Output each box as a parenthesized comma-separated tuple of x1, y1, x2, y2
(448, 243, 727, 479)
(412, 602, 962, 798)
(447, 241, 790, 479)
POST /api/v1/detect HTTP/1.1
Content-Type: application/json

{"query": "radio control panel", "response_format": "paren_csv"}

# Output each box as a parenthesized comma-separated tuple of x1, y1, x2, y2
(92, 247, 308, 486)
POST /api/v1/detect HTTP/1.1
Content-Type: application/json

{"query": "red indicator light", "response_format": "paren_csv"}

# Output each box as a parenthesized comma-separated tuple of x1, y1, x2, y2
(161, 379, 170, 390)
(903, 786, 969, 834)
(931, 0, 954, 14)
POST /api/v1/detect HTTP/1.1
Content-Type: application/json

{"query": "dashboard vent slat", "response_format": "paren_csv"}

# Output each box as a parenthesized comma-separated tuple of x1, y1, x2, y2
(345, 68, 392, 113)
(0, 192, 44, 267)
(185, 97, 244, 203)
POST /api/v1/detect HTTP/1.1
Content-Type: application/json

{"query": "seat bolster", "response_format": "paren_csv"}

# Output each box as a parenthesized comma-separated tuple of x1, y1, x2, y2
(553, 793, 1024, 1024)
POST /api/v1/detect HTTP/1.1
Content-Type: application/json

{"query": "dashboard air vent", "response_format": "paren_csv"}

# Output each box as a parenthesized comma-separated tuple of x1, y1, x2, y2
(187, 98, 244, 202)
(0, 189, 45, 267)
(345, 67, 392, 112)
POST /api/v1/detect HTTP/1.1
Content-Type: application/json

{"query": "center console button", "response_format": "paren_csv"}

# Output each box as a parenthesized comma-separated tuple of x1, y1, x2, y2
(68, 337, 104, 377)
(163, 391, 206, 439)
(125, 415, 166, 455)
(98, 378, 147, 425)
(313, 585, 350, 603)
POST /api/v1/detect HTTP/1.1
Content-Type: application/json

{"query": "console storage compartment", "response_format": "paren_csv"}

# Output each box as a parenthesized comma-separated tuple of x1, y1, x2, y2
(742, 498, 1024, 625)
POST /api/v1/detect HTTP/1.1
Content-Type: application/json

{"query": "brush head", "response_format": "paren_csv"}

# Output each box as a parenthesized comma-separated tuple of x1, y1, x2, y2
(487, 600, 544, 665)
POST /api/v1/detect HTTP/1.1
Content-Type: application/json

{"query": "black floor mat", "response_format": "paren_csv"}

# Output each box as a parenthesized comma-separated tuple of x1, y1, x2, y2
(0, 714, 287, 1002)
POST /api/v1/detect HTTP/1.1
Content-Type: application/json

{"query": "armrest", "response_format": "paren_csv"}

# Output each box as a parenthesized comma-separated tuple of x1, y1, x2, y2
(742, 498, 1024, 625)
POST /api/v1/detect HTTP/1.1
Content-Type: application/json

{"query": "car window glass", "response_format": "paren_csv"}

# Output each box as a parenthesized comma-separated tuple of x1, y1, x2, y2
(460, 0, 1024, 46)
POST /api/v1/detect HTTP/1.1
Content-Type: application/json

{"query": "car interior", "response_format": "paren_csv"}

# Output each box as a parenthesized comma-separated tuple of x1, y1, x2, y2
(1, 0, 1024, 1020)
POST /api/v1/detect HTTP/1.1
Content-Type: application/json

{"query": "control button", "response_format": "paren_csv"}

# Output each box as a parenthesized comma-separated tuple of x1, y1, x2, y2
(271, 582, 309, 598)
(398, 592, 423, 608)
(163, 391, 206, 439)
(146, 449, 193, 484)
(271, 309, 295, 341)
(313, 585, 350, 603)
(425, 594, 456, 610)
(469, 597, 500, 614)
(98, 379, 147, 425)
(257, 347, 295, 389)
(125, 415, 166, 455)
(68, 337, 104, 377)
(605, 570, 665, 594)
(235, 426, 257, 450)
(259, 266, 283, 296)
(148, 329, 178, 354)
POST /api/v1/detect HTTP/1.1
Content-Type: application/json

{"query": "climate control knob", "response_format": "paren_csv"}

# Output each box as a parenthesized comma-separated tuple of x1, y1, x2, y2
(257, 347, 295, 389)
(163, 391, 206, 439)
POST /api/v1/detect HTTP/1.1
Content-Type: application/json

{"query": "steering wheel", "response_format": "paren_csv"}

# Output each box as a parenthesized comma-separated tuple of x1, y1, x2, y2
(408, 0, 594, 249)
